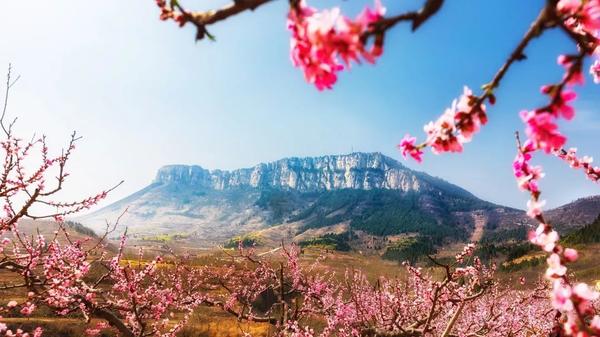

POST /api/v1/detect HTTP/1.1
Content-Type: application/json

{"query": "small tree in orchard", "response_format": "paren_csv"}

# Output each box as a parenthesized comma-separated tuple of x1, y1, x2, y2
(156, 0, 600, 335)
(0, 66, 208, 337)
(197, 243, 553, 336)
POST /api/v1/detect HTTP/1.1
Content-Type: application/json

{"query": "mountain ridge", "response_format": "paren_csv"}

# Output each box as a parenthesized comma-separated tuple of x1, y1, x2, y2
(151, 152, 472, 194)
(78, 152, 598, 250)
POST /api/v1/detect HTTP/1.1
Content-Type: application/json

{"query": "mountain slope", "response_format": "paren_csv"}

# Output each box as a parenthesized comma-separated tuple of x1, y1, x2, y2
(79, 152, 526, 248)
(546, 196, 600, 232)
(564, 214, 600, 244)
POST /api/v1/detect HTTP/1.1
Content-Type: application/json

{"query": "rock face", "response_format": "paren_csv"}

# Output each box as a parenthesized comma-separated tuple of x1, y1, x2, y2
(154, 153, 423, 192)
(79, 152, 528, 247)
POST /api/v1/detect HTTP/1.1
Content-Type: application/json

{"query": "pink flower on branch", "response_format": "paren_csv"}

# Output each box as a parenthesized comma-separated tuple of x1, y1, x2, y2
(558, 54, 584, 86)
(557, 0, 583, 14)
(591, 59, 600, 83)
(546, 253, 567, 278)
(399, 86, 487, 162)
(554, 147, 600, 182)
(552, 280, 574, 311)
(512, 132, 600, 336)
(397, 134, 423, 162)
(424, 86, 487, 154)
(526, 199, 546, 218)
(558, 0, 600, 38)
(529, 224, 559, 252)
(564, 248, 579, 262)
(573, 283, 600, 301)
(540, 85, 577, 120)
(155, 0, 187, 27)
(520, 110, 566, 153)
(287, 0, 385, 90)
(513, 140, 544, 194)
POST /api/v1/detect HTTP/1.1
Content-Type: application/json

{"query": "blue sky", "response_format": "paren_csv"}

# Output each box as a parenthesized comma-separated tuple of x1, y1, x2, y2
(0, 0, 598, 210)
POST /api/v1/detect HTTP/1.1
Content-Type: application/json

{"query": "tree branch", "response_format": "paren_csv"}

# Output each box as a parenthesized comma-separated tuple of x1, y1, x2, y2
(176, 0, 275, 40)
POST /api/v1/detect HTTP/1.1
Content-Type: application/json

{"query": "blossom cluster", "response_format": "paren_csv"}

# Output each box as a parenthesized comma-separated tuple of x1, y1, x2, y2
(0, 117, 202, 336)
(399, 86, 487, 160)
(516, 52, 587, 161)
(0, 322, 42, 337)
(557, 0, 600, 81)
(554, 147, 600, 182)
(520, 78, 579, 155)
(199, 243, 551, 337)
(455, 242, 476, 263)
(513, 140, 544, 200)
(393, 1, 600, 335)
(287, 0, 385, 90)
(521, 142, 600, 335)
(155, 0, 187, 27)
(527, 218, 600, 337)
(515, 7, 600, 326)
(98, 235, 207, 336)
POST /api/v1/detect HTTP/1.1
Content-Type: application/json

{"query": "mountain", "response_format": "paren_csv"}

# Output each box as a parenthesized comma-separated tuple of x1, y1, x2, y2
(79, 152, 529, 249)
(545, 196, 600, 232)
(563, 214, 600, 245)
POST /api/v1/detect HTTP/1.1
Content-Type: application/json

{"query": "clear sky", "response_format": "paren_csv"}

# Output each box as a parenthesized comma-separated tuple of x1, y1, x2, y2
(0, 0, 598, 211)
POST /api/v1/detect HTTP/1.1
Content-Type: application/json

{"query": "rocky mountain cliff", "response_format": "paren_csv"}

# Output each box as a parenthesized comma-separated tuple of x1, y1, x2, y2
(78, 153, 564, 249)
(153, 152, 455, 193)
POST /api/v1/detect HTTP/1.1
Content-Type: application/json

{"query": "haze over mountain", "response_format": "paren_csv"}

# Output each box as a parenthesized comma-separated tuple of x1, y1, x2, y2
(80, 152, 541, 248)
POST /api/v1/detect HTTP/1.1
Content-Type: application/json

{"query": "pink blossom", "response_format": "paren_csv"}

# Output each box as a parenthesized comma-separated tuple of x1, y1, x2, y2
(520, 110, 566, 153)
(529, 224, 559, 252)
(591, 315, 600, 330)
(6, 301, 17, 308)
(563, 313, 580, 335)
(155, 0, 187, 26)
(398, 134, 423, 162)
(526, 199, 546, 218)
(424, 110, 463, 154)
(454, 86, 487, 140)
(287, 0, 385, 90)
(546, 254, 567, 278)
(85, 328, 102, 336)
(513, 142, 545, 194)
(554, 147, 600, 182)
(557, 0, 582, 14)
(20, 302, 35, 316)
(580, 0, 600, 31)
(564, 248, 579, 262)
(558, 55, 584, 86)
(356, 0, 386, 26)
(551, 90, 577, 120)
(573, 283, 599, 301)
(421, 86, 486, 155)
(455, 243, 476, 263)
(558, 0, 600, 35)
(591, 59, 600, 84)
(551, 280, 573, 311)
